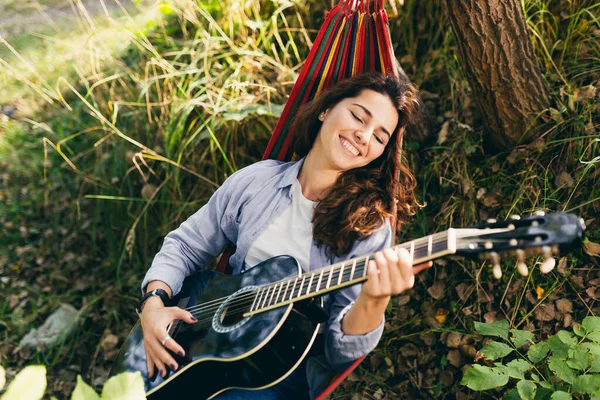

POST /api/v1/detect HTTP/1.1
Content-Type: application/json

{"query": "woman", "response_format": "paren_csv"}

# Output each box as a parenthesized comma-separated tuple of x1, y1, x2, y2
(138, 71, 431, 399)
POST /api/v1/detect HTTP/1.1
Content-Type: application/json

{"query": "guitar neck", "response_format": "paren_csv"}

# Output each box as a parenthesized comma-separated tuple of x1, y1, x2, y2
(244, 229, 457, 317)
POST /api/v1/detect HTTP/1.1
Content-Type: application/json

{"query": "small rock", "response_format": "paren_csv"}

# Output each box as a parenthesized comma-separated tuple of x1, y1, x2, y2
(447, 349, 462, 367)
(446, 332, 462, 348)
(18, 304, 79, 350)
(555, 299, 573, 314)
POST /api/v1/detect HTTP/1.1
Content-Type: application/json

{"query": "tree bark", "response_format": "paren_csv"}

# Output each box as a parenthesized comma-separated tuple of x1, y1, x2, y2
(443, 0, 551, 150)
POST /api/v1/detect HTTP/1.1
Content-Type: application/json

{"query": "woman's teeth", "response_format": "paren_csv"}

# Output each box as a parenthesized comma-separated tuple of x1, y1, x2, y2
(341, 137, 360, 156)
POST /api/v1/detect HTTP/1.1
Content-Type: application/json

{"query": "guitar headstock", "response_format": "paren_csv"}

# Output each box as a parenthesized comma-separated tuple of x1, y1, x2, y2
(453, 212, 585, 278)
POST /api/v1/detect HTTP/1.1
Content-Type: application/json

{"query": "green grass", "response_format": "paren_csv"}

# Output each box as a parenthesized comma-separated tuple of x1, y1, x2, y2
(0, 0, 599, 398)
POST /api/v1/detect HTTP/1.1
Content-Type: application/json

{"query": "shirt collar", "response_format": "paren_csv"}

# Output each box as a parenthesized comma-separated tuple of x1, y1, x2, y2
(276, 157, 306, 191)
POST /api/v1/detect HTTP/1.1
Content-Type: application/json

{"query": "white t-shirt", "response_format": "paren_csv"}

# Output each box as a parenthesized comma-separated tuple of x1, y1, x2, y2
(244, 178, 317, 270)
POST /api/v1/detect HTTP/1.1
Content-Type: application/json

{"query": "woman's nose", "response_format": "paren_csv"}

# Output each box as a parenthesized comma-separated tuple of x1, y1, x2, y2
(354, 129, 372, 145)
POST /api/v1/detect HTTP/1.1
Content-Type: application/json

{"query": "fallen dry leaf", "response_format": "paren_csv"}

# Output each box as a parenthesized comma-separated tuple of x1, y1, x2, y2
(536, 285, 545, 299)
(534, 304, 556, 322)
(435, 308, 448, 324)
(427, 281, 445, 300)
(555, 299, 573, 314)
(554, 171, 574, 188)
(446, 332, 462, 348)
(584, 241, 600, 257)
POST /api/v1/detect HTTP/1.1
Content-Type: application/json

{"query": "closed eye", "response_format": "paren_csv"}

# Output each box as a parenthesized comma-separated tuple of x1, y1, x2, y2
(350, 110, 363, 123)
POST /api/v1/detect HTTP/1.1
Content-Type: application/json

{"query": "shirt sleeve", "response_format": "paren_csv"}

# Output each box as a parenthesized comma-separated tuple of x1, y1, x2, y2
(323, 219, 393, 372)
(140, 169, 246, 297)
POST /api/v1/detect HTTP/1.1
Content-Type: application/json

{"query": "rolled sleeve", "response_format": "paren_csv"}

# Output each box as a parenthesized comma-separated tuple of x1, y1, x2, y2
(323, 219, 393, 371)
(141, 171, 244, 296)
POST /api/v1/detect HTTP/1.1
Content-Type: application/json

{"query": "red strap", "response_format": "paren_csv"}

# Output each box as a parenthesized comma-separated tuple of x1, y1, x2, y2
(315, 357, 365, 400)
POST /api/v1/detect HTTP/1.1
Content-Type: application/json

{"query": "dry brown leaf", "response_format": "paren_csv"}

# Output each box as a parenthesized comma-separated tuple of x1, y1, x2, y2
(584, 240, 600, 257)
(427, 281, 446, 300)
(435, 308, 448, 324)
(534, 304, 556, 321)
(447, 349, 462, 367)
(555, 171, 574, 188)
(555, 299, 573, 314)
(446, 332, 462, 348)
(557, 257, 567, 274)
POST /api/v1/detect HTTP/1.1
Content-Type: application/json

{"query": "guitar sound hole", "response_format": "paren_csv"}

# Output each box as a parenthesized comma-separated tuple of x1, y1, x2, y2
(212, 286, 258, 333)
(220, 306, 250, 326)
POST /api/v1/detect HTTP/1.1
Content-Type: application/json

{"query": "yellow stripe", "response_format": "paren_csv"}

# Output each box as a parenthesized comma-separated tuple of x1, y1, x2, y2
(352, 13, 365, 76)
(374, 13, 386, 71)
(316, 18, 346, 94)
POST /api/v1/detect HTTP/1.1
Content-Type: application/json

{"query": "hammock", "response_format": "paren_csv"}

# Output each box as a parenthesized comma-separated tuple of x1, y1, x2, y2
(218, 0, 401, 397)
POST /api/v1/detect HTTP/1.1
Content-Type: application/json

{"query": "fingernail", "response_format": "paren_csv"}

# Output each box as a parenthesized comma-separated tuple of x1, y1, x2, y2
(160, 369, 165, 377)
(171, 364, 178, 371)
(178, 351, 185, 357)
(190, 316, 198, 321)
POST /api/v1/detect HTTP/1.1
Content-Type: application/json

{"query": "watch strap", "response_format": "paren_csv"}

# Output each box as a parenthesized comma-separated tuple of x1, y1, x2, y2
(136, 288, 170, 313)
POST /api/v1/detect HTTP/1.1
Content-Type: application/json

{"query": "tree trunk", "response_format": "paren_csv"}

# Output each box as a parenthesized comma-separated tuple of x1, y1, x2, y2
(443, 0, 551, 150)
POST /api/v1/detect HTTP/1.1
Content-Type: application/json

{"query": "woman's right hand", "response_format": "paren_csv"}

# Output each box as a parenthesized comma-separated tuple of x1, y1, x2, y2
(140, 296, 198, 379)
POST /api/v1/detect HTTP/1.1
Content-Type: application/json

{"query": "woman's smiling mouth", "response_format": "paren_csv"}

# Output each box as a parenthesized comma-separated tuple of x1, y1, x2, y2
(339, 136, 361, 156)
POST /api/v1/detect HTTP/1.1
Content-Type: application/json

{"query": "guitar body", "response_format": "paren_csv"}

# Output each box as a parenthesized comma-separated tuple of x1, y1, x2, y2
(110, 256, 321, 399)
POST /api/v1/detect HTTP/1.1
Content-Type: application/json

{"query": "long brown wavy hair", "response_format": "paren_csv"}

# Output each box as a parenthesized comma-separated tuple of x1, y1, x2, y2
(290, 72, 420, 257)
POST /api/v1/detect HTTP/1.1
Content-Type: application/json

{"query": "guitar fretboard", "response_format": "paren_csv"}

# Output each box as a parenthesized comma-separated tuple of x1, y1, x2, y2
(245, 230, 455, 316)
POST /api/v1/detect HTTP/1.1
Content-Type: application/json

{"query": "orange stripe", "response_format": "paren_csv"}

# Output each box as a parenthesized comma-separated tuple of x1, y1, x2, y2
(317, 18, 347, 94)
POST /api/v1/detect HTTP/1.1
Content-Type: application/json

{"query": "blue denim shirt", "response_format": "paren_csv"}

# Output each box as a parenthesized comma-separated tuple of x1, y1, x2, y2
(142, 158, 392, 398)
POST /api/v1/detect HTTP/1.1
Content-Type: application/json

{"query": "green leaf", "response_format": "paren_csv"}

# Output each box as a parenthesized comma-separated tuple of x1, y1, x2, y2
(474, 320, 509, 340)
(510, 329, 534, 348)
(558, 330, 578, 346)
(71, 375, 100, 400)
(100, 371, 146, 400)
(574, 324, 586, 337)
(505, 359, 532, 379)
(517, 380, 537, 400)
(531, 373, 539, 382)
(567, 347, 592, 370)
(548, 336, 570, 360)
(550, 391, 572, 400)
(588, 332, 600, 343)
(583, 343, 600, 372)
(573, 375, 600, 394)
(528, 342, 551, 363)
(2, 365, 46, 400)
(539, 381, 553, 389)
(583, 317, 600, 333)
(548, 356, 576, 384)
(503, 388, 521, 400)
(480, 341, 514, 361)
(460, 365, 509, 391)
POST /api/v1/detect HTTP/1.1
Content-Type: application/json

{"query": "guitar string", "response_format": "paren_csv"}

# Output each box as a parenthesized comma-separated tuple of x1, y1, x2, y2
(169, 238, 449, 334)
(181, 237, 446, 314)
(168, 239, 448, 334)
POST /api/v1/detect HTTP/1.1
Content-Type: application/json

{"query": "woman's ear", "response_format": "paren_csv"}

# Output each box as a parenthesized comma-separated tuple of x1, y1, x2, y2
(318, 109, 329, 121)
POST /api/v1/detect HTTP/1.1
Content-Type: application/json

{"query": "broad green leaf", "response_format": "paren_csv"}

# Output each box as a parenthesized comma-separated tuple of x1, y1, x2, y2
(573, 374, 600, 394)
(517, 380, 537, 400)
(539, 381, 553, 389)
(583, 317, 600, 333)
(528, 342, 551, 363)
(550, 391, 572, 400)
(567, 347, 591, 370)
(583, 343, 600, 372)
(71, 375, 100, 400)
(531, 373, 540, 382)
(0, 365, 5, 391)
(2, 365, 46, 400)
(548, 356, 576, 384)
(480, 341, 514, 361)
(503, 388, 521, 400)
(505, 359, 532, 379)
(100, 371, 145, 400)
(558, 330, 578, 346)
(548, 336, 570, 360)
(588, 332, 600, 343)
(474, 320, 509, 340)
(574, 324, 586, 337)
(460, 365, 509, 391)
(510, 329, 534, 348)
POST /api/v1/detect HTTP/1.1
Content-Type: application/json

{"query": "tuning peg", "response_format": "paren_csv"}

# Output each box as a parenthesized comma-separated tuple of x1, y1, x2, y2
(490, 252, 502, 279)
(533, 210, 546, 216)
(516, 249, 528, 276)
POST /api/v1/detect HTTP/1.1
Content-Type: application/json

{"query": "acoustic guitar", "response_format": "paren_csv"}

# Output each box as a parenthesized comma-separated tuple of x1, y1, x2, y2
(110, 212, 585, 399)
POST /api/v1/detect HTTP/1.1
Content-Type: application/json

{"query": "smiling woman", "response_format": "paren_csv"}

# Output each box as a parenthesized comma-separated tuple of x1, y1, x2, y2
(138, 71, 428, 399)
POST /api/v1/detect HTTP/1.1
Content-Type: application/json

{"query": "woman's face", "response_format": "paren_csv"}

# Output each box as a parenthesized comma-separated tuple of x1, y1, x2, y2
(314, 89, 398, 172)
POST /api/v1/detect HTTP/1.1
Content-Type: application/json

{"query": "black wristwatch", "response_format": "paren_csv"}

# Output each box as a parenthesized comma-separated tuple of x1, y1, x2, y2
(136, 288, 170, 314)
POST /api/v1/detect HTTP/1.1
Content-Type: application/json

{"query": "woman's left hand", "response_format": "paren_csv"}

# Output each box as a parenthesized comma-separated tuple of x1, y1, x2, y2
(361, 247, 432, 300)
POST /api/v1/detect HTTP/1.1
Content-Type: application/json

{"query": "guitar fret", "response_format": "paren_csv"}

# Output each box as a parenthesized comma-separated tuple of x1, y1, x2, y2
(363, 256, 370, 277)
(276, 282, 284, 304)
(316, 270, 324, 293)
(289, 278, 299, 301)
(306, 273, 314, 296)
(260, 286, 271, 309)
(268, 284, 277, 306)
(250, 290, 260, 312)
(428, 235, 433, 256)
(326, 267, 333, 289)
(337, 263, 345, 285)
(350, 259, 357, 281)
(283, 279, 292, 302)
(410, 241, 415, 259)
(298, 275, 307, 298)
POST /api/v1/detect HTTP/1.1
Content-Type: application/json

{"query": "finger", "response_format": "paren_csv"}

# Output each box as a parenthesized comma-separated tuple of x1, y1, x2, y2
(396, 247, 414, 289)
(412, 261, 433, 275)
(164, 335, 186, 359)
(145, 346, 155, 379)
(173, 307, 198, 325)
(367, 259, 380, 289)
(387, 249, 404, 294)
(152, 333, 179, 372)
(374, 251, 391, 295)
(149, 341, 168, 377)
